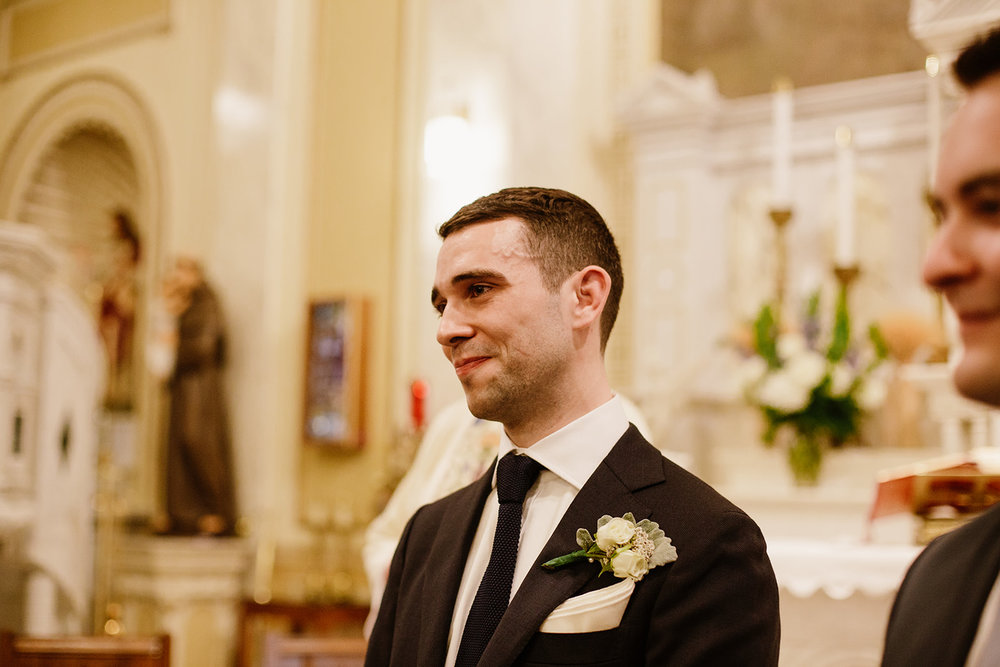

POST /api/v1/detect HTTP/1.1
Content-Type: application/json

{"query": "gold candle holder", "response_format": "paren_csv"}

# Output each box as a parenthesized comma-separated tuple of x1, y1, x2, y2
(833, 264, 861, 320)
(833, 263, 860, 289)
(770, 208, 793, 315)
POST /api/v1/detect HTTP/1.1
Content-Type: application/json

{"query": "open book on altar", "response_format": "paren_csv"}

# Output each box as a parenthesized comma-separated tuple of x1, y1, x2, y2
(870, 449, 1000, 543)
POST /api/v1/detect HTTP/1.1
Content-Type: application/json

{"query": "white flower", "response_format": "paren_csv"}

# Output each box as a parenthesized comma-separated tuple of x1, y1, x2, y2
(857, 377, 888, 410)
(738, 355, 769, 389)
(829, 362, 854, 397)
(777, 332, 807, 360)
(544, 512, 677, 582)
(785, 350, 827, 390)
(756, 371, 811, 413)
(611, 549, 649, 580)
(871, 360, 895, 383)
(595, 516, 636, 551)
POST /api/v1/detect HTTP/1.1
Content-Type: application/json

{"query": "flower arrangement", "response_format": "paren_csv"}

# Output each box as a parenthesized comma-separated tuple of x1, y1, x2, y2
(542, 512, 677, 581)
(739, 288, 890, 483)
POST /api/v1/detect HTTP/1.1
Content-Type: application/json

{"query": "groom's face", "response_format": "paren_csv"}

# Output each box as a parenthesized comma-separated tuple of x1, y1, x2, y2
(432, 217, 574, 426)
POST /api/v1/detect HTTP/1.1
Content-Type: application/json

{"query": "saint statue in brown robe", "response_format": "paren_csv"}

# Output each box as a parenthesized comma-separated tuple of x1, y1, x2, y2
(159, 257, 237, 536)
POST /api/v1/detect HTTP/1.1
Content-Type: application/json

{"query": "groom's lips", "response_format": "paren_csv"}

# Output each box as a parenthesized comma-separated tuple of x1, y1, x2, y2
(453, 356, 490, 378)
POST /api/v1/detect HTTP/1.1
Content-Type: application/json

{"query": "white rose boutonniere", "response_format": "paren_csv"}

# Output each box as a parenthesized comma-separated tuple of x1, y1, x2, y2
(542, 512, 677, 582)
(595, 516, 635, 551)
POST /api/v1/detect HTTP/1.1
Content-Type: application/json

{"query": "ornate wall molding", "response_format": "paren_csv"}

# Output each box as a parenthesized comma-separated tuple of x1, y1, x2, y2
(0, 0, 170, 78)
(0, 72, 162, 231)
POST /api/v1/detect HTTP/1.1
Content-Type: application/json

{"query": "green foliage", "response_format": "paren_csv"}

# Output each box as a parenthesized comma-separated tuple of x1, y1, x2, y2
(753, 303, 781, 369)
(827, 287, 850, 363)
(868, 324, 889, 363)
(758, 380, 863, 445)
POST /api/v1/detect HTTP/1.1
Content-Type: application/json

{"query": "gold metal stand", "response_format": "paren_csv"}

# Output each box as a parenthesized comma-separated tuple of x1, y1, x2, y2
(92, 446, 122, 635)
(770, 208, 793, 314)
(833, 264, 861, 316)
(833, 264, 860, 290)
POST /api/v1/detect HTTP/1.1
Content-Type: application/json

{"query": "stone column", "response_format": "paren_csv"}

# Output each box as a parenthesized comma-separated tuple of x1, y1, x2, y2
(113, 535, 251, 667)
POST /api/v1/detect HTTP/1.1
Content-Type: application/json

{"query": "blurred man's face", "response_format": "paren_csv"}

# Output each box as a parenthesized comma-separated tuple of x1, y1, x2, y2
(924, 75, 1000, 406)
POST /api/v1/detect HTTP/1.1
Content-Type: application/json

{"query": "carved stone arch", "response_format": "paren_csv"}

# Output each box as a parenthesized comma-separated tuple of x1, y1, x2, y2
(0, 72, 163, 258)
(0, 72, 166, 516)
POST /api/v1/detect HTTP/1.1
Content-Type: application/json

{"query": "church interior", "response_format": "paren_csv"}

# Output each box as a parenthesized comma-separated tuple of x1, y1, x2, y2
(1, 0, 999, 665)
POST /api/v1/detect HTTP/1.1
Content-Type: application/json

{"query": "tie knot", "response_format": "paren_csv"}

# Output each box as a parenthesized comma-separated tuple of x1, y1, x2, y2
(496, 453, 543, 504)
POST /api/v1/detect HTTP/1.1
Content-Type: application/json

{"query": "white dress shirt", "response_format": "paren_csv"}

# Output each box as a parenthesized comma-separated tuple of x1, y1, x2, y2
(443, 395, 629, 666)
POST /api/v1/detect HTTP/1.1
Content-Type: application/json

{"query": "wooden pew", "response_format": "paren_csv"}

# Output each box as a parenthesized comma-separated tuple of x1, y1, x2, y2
(262, 633, 366, 667)
(0, 632, 170, 666)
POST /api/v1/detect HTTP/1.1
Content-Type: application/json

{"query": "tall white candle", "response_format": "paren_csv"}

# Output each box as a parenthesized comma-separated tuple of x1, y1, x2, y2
(926, 55, 942, 188)
(771, 78, 794, 208)
(835, 125, 856, 266)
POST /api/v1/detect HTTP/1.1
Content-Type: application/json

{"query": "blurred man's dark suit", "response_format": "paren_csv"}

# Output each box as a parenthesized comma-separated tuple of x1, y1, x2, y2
(883, 502, 1000, 666)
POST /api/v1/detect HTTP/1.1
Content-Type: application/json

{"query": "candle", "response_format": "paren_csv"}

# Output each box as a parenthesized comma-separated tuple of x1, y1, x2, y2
(771, 77, 794, 209)
(926, 55, 942, 188)
(410, 378, 428, 431)
(835, 125, 856, 266)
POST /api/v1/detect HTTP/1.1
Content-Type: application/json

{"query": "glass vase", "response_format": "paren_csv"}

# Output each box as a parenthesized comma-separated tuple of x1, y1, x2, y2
(788, 431, 823, 486)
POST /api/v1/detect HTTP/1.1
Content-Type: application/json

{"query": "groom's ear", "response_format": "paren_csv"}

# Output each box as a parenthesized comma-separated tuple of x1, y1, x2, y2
(568, 265, 611, 330)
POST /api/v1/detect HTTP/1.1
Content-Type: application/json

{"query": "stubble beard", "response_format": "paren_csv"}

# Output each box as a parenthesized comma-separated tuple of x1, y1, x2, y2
(462, 349, 566, 430)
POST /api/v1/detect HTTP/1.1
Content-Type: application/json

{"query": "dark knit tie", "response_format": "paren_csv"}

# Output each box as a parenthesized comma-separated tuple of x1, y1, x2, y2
(455, 452, 543, 666)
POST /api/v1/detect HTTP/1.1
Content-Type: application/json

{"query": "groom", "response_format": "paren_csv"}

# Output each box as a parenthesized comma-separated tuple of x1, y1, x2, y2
(366, 187, 779, 665)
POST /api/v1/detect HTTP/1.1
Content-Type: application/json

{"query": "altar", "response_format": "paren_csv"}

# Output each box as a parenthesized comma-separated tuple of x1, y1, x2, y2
(691, 394, 988, 665)
(715, 442, 925, 665)
(610, 12, 1000, 659)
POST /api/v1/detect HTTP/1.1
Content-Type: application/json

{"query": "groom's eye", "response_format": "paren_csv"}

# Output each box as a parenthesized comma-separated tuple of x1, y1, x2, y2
(469, 284, 492, 298)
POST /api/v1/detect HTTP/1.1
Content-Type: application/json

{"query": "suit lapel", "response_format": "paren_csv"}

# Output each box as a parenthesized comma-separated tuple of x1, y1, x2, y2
(929, 502, 1000, 663)
(417, 458, 496, 665)
(479, 427, 665, 666)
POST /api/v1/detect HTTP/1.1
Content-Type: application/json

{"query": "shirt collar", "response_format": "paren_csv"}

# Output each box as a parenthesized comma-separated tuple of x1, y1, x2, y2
(495, 394, 628, 490)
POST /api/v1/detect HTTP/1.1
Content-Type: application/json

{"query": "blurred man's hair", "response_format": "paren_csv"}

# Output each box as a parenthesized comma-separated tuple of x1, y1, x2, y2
(954, 24, 1000, 89)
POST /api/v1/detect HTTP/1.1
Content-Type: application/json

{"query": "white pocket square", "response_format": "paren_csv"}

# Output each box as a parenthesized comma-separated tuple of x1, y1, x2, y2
(538, 578, 635, 634)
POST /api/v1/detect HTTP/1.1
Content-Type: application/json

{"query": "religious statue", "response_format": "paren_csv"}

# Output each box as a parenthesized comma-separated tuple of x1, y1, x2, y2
(98, 210, 141, 411)
(155, 257, 237, 536)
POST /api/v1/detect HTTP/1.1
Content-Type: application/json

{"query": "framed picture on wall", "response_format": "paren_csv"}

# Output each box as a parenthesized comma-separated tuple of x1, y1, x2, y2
(303, 298, 367, 449)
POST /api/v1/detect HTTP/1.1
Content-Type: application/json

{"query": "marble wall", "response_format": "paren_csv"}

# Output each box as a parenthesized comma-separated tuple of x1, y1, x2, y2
(660, 0, 927, 97)
(620, 64, 944, 456)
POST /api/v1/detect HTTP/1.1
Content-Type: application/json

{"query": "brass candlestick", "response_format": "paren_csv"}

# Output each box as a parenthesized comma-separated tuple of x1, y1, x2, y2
(833, 263, 860, 290)
(770, 208, 793, 315)
(833, 264, 861, 320)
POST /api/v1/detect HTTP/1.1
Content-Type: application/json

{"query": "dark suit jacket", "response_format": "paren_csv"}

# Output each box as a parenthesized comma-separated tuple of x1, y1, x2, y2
(366, 425, 780, 666)
(882, 502, 1000, 667)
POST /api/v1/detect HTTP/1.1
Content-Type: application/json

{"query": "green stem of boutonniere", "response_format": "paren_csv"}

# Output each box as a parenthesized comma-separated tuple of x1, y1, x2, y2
(542, 549, 589, 569)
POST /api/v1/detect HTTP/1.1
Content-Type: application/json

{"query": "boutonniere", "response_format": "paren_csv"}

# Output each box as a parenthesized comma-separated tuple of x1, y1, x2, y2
(542, 512, 677, 582)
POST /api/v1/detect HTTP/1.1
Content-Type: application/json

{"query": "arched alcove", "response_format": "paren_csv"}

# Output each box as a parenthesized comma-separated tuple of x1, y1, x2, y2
(0, 73, 166, 518)
(17, 125, 138, 301)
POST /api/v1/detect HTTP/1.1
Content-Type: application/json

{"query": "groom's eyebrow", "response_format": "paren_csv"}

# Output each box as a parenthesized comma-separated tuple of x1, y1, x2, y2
(431, 270, 507, 306)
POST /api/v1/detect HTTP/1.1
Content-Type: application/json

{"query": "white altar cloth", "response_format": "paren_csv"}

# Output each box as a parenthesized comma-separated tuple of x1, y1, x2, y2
(708, 443, 935, 665)
(768, 537, 921, 600)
